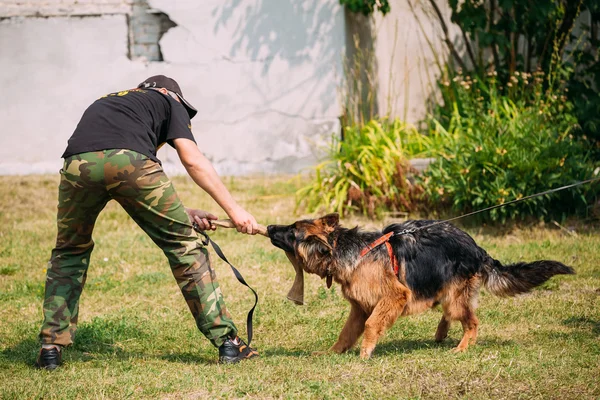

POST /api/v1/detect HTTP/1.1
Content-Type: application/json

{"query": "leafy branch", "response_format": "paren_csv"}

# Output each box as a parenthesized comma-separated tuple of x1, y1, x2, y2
(340, 0, 391, 16)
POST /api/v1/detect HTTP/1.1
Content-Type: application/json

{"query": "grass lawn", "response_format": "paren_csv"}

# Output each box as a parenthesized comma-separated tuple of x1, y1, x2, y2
(1, 174, 599, 399)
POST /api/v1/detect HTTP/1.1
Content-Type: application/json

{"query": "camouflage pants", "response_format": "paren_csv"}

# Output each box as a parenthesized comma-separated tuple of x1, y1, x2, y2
(40, 149, 237, 348)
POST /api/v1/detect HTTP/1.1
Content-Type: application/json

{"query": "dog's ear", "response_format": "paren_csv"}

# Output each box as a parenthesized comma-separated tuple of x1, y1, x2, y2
(320, 213, 339, 230)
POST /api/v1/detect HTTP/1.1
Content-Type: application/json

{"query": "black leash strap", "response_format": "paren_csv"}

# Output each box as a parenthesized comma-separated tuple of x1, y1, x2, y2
(406, 176, 600, 234)
(193, 224, 258, 346)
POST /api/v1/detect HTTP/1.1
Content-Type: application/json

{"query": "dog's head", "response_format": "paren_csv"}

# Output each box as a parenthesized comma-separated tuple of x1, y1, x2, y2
(267, 213, 340, 304)
(268, 213, 339, 273)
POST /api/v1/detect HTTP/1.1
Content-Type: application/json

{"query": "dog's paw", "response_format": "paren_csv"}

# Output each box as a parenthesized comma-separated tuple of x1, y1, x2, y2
(359, 348, 374, 359)
(434, 332, 449, 342)
(450, 346, 467, 354)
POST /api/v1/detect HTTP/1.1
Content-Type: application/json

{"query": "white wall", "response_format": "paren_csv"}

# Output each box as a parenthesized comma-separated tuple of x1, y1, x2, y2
(0, 0, 132, 17)
(0, 0, 345, 175)
(372, 0, 458, 124)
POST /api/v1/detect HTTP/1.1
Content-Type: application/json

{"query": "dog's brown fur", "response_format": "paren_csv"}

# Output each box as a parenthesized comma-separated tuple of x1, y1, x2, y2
(267, 214, 574, 358)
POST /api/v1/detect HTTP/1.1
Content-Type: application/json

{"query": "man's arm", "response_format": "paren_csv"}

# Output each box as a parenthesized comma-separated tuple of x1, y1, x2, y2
(173, 138, 258, 234)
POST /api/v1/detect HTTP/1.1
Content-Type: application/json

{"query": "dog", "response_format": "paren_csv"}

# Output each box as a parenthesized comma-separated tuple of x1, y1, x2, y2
(267, 214, 574, 359)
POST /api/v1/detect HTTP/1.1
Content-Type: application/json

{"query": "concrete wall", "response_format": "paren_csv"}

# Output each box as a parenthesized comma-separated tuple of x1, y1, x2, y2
(372, 0, 458, 124)
(0, 0, 345, 175)
(0, 0, 132, 17)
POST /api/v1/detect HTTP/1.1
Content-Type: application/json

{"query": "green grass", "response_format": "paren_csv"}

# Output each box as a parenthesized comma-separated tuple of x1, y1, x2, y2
(1, 175, 599, 399)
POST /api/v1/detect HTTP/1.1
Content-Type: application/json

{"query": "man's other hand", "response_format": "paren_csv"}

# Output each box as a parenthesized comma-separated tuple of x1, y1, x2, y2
(186, 208, 218, 231)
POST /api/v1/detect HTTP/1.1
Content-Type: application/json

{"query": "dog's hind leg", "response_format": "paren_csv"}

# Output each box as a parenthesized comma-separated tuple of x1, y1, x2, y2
(453, 308, 479, 353)
(360, 283, 411, 359)
(447, 277, 480, 353)
(330, 300, 368, 354)
(435, 314, 451, 343)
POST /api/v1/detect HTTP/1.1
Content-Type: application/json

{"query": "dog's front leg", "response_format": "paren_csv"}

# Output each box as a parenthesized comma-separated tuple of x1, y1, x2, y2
(330, 300, 367, 354)
(360, 285, 410, 359)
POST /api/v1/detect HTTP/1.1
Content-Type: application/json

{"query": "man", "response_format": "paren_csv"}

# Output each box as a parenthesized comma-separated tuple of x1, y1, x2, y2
(36, 75, 259, 369)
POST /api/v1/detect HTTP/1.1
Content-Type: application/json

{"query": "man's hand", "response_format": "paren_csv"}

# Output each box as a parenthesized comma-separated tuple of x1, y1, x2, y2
(228, 207, 259, 235)
(186, 208, 218, 231)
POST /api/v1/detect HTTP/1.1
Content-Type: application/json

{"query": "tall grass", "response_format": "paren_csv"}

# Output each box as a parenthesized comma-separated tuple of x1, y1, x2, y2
(296, 119, 428, 218)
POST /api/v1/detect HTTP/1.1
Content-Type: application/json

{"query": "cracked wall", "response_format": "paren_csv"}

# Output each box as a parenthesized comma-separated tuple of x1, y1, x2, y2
(0, 0, 345, 176)
(129, 0, 176, 61)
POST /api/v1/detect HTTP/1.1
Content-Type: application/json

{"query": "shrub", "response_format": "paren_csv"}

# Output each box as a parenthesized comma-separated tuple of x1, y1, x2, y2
(423, 0, 600, 147)
(421, 70, 599, 222)
(296, 120, 427, 218)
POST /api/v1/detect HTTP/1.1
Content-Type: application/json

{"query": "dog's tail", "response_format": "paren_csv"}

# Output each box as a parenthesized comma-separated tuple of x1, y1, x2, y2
(481, 258, 575, 297)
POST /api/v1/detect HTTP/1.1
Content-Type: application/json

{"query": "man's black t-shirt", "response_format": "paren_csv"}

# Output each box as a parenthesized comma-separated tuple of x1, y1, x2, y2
(62, 88, 195, 163)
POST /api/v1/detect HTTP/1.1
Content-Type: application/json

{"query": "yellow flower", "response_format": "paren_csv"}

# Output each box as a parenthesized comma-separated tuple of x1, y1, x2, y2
(495, 148, 507, 156)
(475, 146, 483, 152)
(559, 157, 565, 167)
(437, 188, 444, 195)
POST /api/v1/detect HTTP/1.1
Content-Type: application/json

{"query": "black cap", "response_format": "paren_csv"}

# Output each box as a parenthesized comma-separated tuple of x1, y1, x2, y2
(138, 75, 198, 119)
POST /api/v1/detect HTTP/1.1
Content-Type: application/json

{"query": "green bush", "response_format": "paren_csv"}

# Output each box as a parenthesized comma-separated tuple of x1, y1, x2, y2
(421, 71, 599, 222)
(296, 120, 427, 218)
(425, 0, 600, 147)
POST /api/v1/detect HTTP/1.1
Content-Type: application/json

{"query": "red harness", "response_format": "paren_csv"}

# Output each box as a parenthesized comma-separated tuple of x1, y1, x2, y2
(359, 232, 399, 275)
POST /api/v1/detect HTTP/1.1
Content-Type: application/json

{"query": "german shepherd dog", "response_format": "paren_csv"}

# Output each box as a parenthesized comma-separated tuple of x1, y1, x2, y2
(267, 214, 574, 359)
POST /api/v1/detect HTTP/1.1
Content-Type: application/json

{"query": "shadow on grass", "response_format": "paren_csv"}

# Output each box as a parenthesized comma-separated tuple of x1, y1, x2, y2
(1, 324, 215, 369)
(562, 316, 600, 336)
(261, 347, 313, 358)
(3, 336, 517, 368)
(261, 336, 515, 360)
(2, 342, 216, 368)
(0, 338, 39, 368)
(68, 323, 215, 364)
(374, 336, 515, 356)
(159, 352, 215, 365)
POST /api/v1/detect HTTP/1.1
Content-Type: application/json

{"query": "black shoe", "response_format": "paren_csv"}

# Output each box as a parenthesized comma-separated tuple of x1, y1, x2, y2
(218, 336, 259, 364)
(36, 346, 62, 370)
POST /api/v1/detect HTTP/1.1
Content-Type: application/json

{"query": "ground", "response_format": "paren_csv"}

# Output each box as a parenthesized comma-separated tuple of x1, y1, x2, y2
(0, 175, 599, 399)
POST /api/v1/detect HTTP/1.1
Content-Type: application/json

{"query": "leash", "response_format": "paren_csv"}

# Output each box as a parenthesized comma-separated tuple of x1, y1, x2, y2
(414, 176, 600, 233)
(360, 176, 600, 266)
(193, 223, 258, 346)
